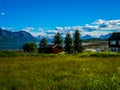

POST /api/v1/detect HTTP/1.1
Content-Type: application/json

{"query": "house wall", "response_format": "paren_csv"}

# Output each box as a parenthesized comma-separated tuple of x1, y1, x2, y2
(108, 41, 120, 52)
(53, 46, 63, 53)
(108, 47, 120, 52)
(109, 41, 120, 47)
(39, 48, 53, 53)
(39, 45, 63, 53)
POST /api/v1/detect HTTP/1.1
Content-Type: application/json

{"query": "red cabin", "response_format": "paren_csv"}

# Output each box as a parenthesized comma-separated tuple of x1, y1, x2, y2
(39, 44, 63, 54)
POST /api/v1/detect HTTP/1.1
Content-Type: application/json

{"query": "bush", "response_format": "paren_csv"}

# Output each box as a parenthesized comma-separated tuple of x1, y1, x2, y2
(23, 42, 37, 52)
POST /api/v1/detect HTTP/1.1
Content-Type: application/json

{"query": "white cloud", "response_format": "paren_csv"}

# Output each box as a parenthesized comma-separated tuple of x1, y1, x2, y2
(56, 26, 81, 31)
(64, 26, 72, 30)
(38, 27, 44, 32)
(38, 27, 47, 37)
(90, 19, 120, 34)
(82, 24, 99, 32)
(0, 12, 5, 16)
(53, 19, 120, 37)
(1, 27, 13, 31)
(22, 27, 35, 32)
(108, 19, 120, 25)
(56, 27, 64, 31)
(80, 30, 109, 38)
(47, 30, 59, 33)
(99, 25, 120, 31)
(93, 19, 106, 25)
(71, 26, 81, 30)
(93, 19, 120, 29)
(22, 27, 47, 36)
(17, 19, 120, 38)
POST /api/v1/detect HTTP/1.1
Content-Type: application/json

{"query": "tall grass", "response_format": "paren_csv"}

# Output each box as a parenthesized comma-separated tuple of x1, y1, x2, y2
(0, 54, 120, 89)
(80, 51, 120, 57)
(0, 50, 120, 57)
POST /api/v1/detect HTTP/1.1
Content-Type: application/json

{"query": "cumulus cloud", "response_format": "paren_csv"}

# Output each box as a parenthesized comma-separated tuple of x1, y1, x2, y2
(47, 30, 59, 34)
(93, 19, 120, 31)
(22, 27, 47, 36)
(52, 19, 120, 37)
(56, 27, 64, 31)
(93, 19, 106, 25)
(71, 26, 81, 30)
(38, 27, 47, 36)
(22, 27, 35, 32)
(80, 30, 109, 38)
(45, 24, 106, 38)
(17, 19, 120, 38)
(56, 26, 81, 31)
(1, 27, 13, 31)
(99, 25, 120, 31)
(82, 24, 99, 32)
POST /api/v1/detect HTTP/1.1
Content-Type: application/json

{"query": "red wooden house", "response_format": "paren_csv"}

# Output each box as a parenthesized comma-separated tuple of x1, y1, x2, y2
(39, 44, 64, 54)
(107, 32, 120, 52)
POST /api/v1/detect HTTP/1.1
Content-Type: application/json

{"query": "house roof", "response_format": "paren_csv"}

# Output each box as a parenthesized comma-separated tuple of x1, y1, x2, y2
(41, 44, 63, 48)
(107, 32, 120, 40)
(52, 44, 63, 48)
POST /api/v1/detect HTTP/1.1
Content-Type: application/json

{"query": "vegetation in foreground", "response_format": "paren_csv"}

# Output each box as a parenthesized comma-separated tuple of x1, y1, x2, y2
(0, 52, 120, 89)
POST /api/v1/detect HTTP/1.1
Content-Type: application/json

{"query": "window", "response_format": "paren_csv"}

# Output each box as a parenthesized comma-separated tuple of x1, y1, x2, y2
(119, 49, 120, 52)
(119, 41, 120, 45)
(110, 41, 116, 45)
(112, 48, 116, 52)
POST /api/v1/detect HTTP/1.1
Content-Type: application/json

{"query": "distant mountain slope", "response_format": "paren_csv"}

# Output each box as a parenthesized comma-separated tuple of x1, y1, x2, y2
(81, 35, 93, 40)
(0, 28, 38, 49)
(37, 35, 54, 43)
(81, 33, 112, 40)
(0, 28, 37, 42)
(99, 33, 111, 40)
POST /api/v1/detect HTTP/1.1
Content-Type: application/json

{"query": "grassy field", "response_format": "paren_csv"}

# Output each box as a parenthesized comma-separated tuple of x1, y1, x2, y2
(0, 52, 120, 89)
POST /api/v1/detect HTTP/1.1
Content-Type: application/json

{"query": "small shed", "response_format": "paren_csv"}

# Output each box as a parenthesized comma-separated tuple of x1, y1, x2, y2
(107, 32, 120, 52)
(39, 44, 63, 54)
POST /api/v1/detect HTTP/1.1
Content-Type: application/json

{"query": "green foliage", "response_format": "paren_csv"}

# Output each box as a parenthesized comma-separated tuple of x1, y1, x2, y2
(39, 37, 48, 48)
(64, 33, 73, 53)
(79, 52, 120, 57)
(1, 50, 120, 57)
(0, 55, 120, 89)
(23, 42, 37, 52)
(74, 29, 83, 53)
(53, 32, 63, 46)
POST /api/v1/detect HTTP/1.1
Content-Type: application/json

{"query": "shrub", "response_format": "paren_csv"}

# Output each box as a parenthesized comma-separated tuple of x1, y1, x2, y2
(23, 42, 37, 52)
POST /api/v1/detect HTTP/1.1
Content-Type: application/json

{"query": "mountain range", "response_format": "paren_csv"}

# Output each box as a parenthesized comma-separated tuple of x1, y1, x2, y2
(81, 35, 94, 40)
(0, 28, 38, 49)
(0, 28, 111, 49)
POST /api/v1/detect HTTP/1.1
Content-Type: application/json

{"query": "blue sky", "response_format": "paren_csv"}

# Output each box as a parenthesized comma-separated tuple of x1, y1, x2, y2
(0, 0, 120, 37)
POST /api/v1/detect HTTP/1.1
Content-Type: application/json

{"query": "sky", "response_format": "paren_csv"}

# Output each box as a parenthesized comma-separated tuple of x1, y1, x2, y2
(0, 0, 120, 37)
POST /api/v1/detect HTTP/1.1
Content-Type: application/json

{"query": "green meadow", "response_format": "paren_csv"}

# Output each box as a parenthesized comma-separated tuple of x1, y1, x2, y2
(0, 51, 120, 89)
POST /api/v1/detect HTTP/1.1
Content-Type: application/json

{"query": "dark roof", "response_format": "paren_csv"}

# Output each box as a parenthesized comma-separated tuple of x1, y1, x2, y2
(107, 32, 120, 40)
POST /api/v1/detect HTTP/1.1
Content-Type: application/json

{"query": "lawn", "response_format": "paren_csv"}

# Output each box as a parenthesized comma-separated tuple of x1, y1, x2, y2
(0, 53, 120, 89)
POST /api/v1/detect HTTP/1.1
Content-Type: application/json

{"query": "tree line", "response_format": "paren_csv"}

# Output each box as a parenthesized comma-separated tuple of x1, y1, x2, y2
(23, 29, 83, 53)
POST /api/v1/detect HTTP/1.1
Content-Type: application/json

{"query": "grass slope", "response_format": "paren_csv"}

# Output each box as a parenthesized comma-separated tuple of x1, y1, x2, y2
(0, 54, 120, 89)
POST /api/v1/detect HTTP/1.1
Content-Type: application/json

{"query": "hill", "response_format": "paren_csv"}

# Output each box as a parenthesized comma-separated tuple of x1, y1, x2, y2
(0, 28, 38, 49)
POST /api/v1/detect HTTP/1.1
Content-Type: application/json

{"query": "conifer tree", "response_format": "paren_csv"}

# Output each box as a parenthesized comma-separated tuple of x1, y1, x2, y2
(74, 29, 83, 53)
(64, 33, 73, 53)
(53, 32, 63, 46)
(39, 37, 48, 48)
